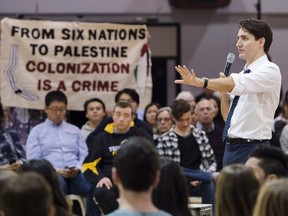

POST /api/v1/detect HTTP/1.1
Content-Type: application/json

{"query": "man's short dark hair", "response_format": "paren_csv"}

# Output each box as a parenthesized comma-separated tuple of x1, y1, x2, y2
(249, 145, 288, 178)
(114, 88, 140, 104)
(45, 90, 67, 107)
(239, 18, 273, 54)
(113, 101, 133, 114)
(83, 97, 106, 114)
(113, 136, 160, 192)
(0, 172, 53, 216)
(170, 99, 191, 121)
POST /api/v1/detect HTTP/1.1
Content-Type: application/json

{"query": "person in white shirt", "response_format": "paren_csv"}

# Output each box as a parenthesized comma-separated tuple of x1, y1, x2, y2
(175, 18, 281, 166)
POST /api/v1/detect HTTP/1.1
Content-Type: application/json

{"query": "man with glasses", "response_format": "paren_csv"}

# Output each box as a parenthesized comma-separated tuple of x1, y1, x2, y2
(26, 90, 95, 216)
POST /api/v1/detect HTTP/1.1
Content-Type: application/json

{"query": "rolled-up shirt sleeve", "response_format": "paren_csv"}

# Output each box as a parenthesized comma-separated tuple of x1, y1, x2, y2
(230, 63, 281, 96)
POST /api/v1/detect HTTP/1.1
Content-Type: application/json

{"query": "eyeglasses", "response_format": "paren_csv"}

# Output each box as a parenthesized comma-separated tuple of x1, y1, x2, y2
(157, 117, 171, 123)
(49, 107, 66, 114)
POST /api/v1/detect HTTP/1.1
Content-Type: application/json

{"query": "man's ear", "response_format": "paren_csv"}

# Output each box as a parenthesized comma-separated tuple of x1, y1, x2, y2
(152, 171, 160, 188)
(266, 174, 278, 182)
(258, 37, 265, 49)
(49, 206, 56, 216)
(112, 167, 120, 185)
(44, 106, 49, 114)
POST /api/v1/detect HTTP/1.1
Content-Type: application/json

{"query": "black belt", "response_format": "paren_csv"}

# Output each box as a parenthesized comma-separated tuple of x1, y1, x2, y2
(226, 137, 269, 145)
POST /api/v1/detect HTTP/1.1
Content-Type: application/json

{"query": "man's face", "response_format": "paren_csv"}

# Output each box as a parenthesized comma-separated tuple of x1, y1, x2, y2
(174, 111, 191, 133)
(86, 101, 106, 123)
(112, 106, 133, 133)
(245, 157, 266, 185)
(236, 28, 264, 65)
(195, 100, 214, 124)
(45, 101, 66, 125)
(118, 93, 138, 114)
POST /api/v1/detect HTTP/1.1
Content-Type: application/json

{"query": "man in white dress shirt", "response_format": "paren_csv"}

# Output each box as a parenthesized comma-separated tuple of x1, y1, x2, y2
(175, 18, 281, 166)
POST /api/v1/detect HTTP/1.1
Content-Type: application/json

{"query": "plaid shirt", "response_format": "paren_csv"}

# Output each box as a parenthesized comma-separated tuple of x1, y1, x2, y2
(0, 129, 26, 165)
(155, 125, 217, 172)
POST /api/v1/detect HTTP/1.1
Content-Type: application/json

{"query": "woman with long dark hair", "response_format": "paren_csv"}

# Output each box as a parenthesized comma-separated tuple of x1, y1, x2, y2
(19, 159, 75, 216)
(153, 159, 192, 216)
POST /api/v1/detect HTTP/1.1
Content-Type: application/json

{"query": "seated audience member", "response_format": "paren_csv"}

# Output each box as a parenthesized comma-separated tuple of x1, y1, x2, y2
(208, 95, 225, 129)
(195, 99, 224, 170)
(155, 99, 217, 205)
(271, 90, 288, 148)
(245, 145, 288, 186)
(0, 170, 17, 204)
(175, 91, 198, 125)
(0, 172, 55, 216)
(26, 91, 94, 215)
(86, 88, 152, 144)
(175, 91, 196, 112)
(0, 103, 25, 171)
(195, 89, 215, 103)
(153, 107, 174, 141)
(81, 98, 107, 139)
(1, 105, 10, 128)
(153, 159, 192, 216)
(280, 123, 288, 152)
(108, 137, 171, 216)
(143, 102, 161, 133)
(252, 179, 288, 216)
(273, 90, 288, 139)
(7, 107, 45, 146)
(19, 159, 75, 216)
(216, 164, 259, 216)
(83, 101, 152, 215)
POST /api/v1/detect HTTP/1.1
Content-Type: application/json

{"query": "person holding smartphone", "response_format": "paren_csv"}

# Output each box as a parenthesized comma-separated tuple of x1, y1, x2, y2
(0, 103, 25, 171)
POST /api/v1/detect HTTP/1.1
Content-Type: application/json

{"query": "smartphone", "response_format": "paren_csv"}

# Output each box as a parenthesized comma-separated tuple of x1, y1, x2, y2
(9, 159, 16, 165)
(65, 166, 76, 169)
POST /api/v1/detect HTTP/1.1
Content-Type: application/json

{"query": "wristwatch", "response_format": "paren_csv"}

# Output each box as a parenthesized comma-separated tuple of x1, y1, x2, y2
(203, 77, 208, 88)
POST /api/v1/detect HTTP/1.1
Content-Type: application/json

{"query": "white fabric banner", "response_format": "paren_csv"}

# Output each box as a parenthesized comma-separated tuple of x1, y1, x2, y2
(0, 18, 152, 111)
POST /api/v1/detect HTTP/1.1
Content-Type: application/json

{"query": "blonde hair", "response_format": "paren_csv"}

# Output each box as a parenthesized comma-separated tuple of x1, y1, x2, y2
(253, 179, 288, 216)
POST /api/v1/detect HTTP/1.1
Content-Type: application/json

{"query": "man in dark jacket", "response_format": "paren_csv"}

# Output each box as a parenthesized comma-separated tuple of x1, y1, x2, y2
(83, 101, 152, 215)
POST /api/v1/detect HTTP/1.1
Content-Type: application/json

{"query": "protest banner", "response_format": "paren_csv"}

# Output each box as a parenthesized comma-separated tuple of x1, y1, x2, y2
(0, 18, 152, 111)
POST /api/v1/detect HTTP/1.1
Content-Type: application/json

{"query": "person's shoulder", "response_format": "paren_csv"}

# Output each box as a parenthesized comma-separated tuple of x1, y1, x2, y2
(107, 209, 172, 216)
(134, 118, 153, 134)
(4, 128, 18, 136)
(63, 121, 81, 131)
(191, 125, 205, 136)
(107, 209, 130, 216)
(155, 211, 172, 216)
(28, 121, 46, 133)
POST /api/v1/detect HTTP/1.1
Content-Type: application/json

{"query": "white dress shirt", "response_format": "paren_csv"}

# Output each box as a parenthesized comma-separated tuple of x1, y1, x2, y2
(26, 118, 88, 170)
(228, 55, 281, 139)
